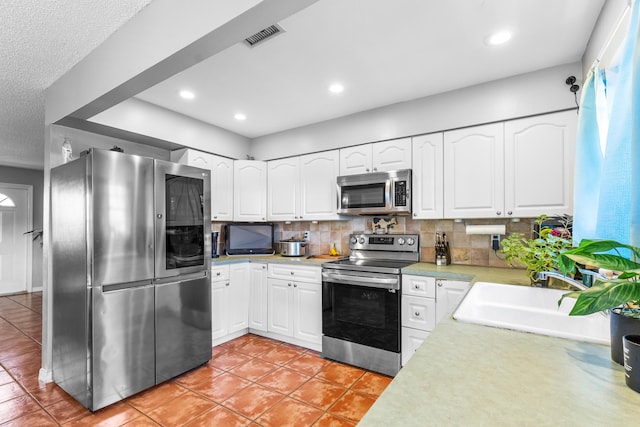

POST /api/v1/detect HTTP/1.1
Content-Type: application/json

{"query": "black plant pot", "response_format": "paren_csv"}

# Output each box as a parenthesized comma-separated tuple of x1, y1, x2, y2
(610, 308, 640, 365)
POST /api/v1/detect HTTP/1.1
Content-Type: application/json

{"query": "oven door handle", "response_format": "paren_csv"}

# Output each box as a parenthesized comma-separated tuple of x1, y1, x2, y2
(322, 272, 399, 290)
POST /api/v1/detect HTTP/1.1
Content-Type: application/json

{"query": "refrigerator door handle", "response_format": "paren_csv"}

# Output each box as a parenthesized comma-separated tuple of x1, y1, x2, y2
(153, 270, 208, 286)
(101, 280, 154, 293)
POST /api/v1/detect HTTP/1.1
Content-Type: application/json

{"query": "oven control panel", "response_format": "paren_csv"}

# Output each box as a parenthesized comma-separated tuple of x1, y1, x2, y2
(349, 233, 419, 252)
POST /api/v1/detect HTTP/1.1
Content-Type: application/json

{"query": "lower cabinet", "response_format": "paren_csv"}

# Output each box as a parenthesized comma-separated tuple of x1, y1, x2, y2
(248, 263, 268, 332)
(211, 263, 250, 345)
(266, 264, 322, 349)
(401, 275, 470, 366)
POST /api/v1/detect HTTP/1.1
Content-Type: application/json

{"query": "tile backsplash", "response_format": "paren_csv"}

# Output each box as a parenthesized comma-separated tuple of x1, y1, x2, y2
(212, 217, 534, 269)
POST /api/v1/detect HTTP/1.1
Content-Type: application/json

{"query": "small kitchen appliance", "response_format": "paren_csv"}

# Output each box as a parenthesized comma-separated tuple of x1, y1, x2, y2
(321, 233, 420, 376)
(278, 239, 309, 257)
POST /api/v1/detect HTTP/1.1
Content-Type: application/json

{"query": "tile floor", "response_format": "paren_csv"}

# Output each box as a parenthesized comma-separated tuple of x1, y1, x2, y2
(0, 292, 392, 426)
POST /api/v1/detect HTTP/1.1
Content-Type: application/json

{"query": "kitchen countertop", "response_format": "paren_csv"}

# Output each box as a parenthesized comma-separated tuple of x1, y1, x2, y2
(359, 316, 640, 426)
(211, 254, 340, 266)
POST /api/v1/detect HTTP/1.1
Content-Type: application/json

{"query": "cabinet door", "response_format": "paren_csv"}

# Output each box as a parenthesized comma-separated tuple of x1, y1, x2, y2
(401, 326, 430, 366)
(444, 123, 504, 218)
(248, 263, 268, 332)
(412, 134, 444, 219)
(372, 138, 412, 172)
(293, 281, 322, 345)
(228, 263, 250, 333)
(436, 280, 470, 323)
(267, 158, 300, 221)
(402, 295, 437, 331)
(267, 278, 293, 337)
(234, 160, 267, 221)
(504, 110, 577, 217)
(211, 280, 229, 340)
(300, 151, 341, 220)
(210, 155, 234, 221)
(339, 145, 372, 175)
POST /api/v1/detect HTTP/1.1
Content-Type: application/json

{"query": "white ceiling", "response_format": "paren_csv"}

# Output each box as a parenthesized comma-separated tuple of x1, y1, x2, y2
(136, 0, 605, 139)
(0, 0, 153, 170)
(0, 0, 606, 170)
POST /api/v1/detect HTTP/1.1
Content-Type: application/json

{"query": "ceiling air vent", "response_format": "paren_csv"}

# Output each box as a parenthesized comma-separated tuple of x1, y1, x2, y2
(243, 24, 285, 47)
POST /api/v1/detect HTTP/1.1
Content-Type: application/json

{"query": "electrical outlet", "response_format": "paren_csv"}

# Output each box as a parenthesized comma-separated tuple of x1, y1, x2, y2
(491, 234, 501, 251)
(304, 230, 310, 240)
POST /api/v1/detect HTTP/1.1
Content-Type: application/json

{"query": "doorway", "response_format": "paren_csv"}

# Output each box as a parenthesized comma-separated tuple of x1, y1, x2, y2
(0, 184, 33, 295)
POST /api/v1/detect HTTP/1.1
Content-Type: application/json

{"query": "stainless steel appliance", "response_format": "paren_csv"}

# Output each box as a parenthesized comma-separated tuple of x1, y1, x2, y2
(51, 149, 212, 411)
(337, 169, 411, 216)
(321, 233, 419, 376)
(278, 239, 309, 257)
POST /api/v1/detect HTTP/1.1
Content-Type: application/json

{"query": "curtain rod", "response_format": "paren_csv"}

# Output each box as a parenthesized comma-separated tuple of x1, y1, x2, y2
(596, 1, 632, 63)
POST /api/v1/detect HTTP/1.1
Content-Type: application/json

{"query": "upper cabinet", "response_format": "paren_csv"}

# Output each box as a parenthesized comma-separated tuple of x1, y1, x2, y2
(444, 123, 505, 218)
(443, 111, 576, 219)
(234, 160, 267, 222)
(170, 149, 233, 221)
(268, 150, 340, 221)
(504, 110, 576, 217)
(412, 133, 443, 219)
(339, 138, 412, 175)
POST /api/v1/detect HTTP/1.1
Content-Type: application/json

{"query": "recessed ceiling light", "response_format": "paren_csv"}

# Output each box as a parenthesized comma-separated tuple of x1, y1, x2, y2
(234, 113, 247, 121)
(179, 90, 195, 99)
(486, 31, 512, 46)
(329, 83, 344, 94)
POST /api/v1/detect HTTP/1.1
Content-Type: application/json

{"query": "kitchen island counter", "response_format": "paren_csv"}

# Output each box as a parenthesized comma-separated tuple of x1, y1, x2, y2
(402, 262, 530, 285)
(359, 316, 640, 426)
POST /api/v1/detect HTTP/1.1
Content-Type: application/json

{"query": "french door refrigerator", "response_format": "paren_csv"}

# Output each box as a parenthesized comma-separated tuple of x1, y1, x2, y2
(51, 149, 211, 411)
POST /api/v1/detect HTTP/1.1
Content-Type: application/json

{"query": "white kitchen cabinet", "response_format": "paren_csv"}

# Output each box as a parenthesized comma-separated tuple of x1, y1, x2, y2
(234, 160, 267, 221)
(267, 151, 341, 221)
(435, 279, 470, 323)
(412, 133, 444, 219)
(170, 148, 234, 221)
(339, 138, 412, 175)
(211, 263, 250, 344)
(504, 110, 577, 217)
(267, 157, 299, 221)
(299, 151, 340, 220)
(401, 275, 469, 365)
(444, 123, 505, 218)
(248, 263, 268, 332)
(266, 264, 322, 348)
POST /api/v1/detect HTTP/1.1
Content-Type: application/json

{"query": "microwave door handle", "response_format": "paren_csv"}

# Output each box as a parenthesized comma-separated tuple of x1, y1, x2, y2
(385, 179, 392, 209)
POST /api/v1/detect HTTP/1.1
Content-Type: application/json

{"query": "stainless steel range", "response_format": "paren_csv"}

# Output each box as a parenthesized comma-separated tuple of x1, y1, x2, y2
(321, 233, 420, 376)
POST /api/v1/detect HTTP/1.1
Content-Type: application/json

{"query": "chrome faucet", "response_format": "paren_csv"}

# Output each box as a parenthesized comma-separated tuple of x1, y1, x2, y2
(537, 270, 606, 291)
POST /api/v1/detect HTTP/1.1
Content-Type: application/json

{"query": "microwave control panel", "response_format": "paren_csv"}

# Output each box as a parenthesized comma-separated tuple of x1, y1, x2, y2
(394, 180, 407, 206)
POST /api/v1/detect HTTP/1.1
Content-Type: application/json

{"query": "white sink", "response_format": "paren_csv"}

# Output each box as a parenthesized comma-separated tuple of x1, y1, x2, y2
(453, 282, 610, 345)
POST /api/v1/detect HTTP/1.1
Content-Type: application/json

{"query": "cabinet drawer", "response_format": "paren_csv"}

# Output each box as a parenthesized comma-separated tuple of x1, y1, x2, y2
(402, 295, 436, 331)
(211, 264, 230, 282)
(268, 263, 321, 283)
(403, 275, 436, 298)
(401, 327, 430, 366)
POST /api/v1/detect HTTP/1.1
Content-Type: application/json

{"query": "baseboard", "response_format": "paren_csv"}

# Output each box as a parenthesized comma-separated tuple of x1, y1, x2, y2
(249, 329, 321, 352)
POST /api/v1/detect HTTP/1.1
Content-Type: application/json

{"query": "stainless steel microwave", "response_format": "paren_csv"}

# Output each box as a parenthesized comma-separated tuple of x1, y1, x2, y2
(337, 169, 411, 215)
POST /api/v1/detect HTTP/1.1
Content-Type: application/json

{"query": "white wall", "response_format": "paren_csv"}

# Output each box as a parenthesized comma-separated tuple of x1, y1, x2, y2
(250, 62, 582, 160)
(89, 98, 251, 160)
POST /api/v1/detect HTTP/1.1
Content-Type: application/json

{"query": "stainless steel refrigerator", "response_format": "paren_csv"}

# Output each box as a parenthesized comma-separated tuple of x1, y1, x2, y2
(51, 149, 212, 411)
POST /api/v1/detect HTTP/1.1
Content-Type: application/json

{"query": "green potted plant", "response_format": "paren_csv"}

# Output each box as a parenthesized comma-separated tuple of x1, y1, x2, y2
(500, 215, 573, 286)
(557, 239, 640, 365)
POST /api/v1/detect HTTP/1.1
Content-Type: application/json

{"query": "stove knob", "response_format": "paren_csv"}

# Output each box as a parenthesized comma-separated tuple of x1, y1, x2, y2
(407, 238, 415, 246)
(350, 236, 358, 245)
(397, 238, 406, 245)
(359, 236, 366, 244)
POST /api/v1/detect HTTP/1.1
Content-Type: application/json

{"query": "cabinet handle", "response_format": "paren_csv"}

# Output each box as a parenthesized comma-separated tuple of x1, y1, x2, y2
(414, 285, 419, 289)
(213, 215, 218, 219)
(225, 282, 229, 287)
(507, 211, 513, 216)
(413, 212, 417, 217)
(216, 272, 221, 276)
(414, 311, 420, 317)
(290, 272, 294, 275)
(373, 167, 378, 172)
(288, 283, 292, 287)
(437, 282, 443, 287)
(496, 211, 502, 216)
(300, 216, 303, 219)
(262, 265, 266, 269)
(294, 284, 297, 287)
(365, 168, 370, 172)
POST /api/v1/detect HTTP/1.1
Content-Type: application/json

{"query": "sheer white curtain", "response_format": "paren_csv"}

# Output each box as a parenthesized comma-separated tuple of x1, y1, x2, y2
(573, 0, 640, 247)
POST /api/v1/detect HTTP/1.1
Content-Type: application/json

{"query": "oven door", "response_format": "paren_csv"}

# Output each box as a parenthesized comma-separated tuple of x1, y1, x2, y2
(322, 269, 400, 352)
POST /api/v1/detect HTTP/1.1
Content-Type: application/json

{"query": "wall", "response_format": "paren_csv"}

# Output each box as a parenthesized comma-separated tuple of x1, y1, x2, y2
(250, 62, 582, 160)
(0, 167, 44, 289)
(212, 217, 535, 269)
